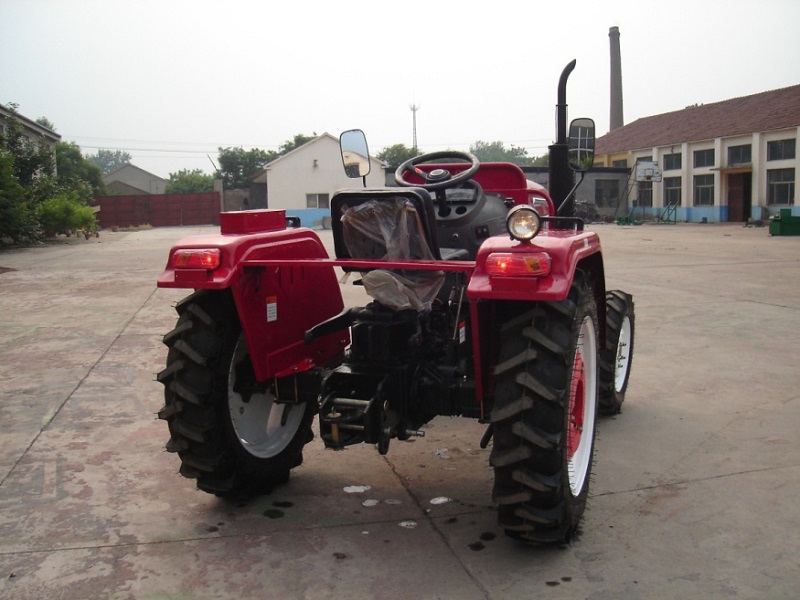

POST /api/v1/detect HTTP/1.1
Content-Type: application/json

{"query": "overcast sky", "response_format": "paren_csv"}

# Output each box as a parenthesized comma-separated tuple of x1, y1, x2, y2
(2, 0, 799, 178)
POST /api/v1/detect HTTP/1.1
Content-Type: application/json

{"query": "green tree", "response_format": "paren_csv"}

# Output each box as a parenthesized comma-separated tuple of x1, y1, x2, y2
(56, 142, 104, 200)
(531, 153, 548, 167)
(469, 140, 530, 166)
(166, 169, 215, 194)
(0, 104, 60, 243)
(0, 151, 36, 243)
(278, 133, 317, 155)
(35, 116, 57, 131)
(85, 148, 132, 174)
(217, 146, 276, 190)
(376, 143, 421, 167)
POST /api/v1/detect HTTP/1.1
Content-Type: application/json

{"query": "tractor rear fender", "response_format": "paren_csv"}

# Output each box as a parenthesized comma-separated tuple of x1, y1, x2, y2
(157, 226, 347, 382)
(467, 230, 603, 302)
(467, 230, 606, 406)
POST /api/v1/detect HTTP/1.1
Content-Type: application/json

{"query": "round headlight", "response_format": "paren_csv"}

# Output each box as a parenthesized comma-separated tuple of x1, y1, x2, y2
(506, 205, 542, 241)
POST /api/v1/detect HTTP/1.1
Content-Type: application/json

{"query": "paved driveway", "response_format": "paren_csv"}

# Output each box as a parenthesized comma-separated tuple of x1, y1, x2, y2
(0, 223, 798, 599)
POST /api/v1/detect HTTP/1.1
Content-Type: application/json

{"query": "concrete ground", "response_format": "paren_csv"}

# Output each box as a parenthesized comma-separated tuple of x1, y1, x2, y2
(0, 222, 798, 599)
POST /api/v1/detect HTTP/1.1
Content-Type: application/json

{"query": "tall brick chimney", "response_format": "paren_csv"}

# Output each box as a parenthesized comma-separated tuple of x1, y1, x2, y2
(609, 26, 624, 130)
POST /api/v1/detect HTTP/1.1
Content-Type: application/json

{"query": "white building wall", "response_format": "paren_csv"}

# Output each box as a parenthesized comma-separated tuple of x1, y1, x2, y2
(752, 132, 764, 206)
(625, 128, 798, 222)
(266, 136, 385, 211)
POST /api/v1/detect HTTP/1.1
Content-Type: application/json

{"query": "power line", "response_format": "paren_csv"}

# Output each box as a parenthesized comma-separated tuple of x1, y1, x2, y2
(78, 145, 215, 154)
(68, 133, 554, 156)
(63, 135, 283, 154)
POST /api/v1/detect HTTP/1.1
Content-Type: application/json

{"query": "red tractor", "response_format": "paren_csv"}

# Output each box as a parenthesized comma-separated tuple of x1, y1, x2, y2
(156, 61, 634, 544)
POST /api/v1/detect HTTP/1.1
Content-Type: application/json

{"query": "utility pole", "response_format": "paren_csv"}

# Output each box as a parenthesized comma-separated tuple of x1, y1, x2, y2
(410, 103, 420, 151)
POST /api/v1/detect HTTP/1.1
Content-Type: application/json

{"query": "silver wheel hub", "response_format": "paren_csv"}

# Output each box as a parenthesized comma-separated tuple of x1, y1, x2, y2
(228, 337, 304, 459)
(614, 315, 632, 392)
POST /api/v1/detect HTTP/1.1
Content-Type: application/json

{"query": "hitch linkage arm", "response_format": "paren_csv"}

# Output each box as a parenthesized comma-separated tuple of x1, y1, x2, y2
(305, 304, 406, 344)
(304, 308, 359, 344)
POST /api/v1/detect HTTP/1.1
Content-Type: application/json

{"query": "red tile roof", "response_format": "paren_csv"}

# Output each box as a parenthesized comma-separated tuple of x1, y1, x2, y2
(596, 84, 800, 154)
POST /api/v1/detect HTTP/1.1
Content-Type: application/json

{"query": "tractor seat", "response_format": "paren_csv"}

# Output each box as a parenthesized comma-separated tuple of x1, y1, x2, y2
(330, 188, 468, 264)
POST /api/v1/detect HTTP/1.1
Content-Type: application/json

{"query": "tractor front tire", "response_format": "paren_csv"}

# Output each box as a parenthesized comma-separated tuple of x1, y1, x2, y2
(157, 289, 315, 497)
(490, 274, 599, 544)
(598, 290, 635, 415)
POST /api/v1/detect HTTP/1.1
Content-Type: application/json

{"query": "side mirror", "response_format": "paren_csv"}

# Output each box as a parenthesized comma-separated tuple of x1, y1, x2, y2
(339, 129, 371, 178)
(568, 118, 595, 172)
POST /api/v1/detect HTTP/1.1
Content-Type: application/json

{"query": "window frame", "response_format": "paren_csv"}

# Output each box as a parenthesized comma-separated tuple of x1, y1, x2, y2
(727, 144, 751, 166)
(693, 148, 715, 168)
(637, 180, 653, 207)
(663, 153, 682, 171)
(767, 139, 796, 161)
(766, 168, 795, 205)
(693, 174, 715, 206)
(663, 176, 682, 207)
(305, 193, 330, 209)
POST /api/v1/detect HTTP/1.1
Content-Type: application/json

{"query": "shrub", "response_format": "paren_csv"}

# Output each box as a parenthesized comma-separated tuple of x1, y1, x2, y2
(37, 193, 97, 235)
(0, 151, 38, 244)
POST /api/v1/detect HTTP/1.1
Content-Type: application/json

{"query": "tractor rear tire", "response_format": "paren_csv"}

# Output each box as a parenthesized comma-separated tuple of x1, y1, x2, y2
(599, 290, 634, 415)
(157, 289, 316, 497)
(490, 273, 599, 544)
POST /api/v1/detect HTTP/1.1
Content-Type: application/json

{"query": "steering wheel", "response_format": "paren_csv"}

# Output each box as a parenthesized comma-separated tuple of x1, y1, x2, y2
(395, 151, 480, 191)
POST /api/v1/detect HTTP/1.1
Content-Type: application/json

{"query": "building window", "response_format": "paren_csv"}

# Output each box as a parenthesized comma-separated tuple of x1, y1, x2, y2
(693, 174, 715, 205)
(612, 159, 628, 168)
(727, 144, 751, 165)
(767, 139, 796, 161)
(306, 193, 329, 209)
(663, 153, 682, 171)
(767, 168, 795, 205)
(664, 176, 682, 207)
(637, 181, 653, 207)
(693, 149, 715, 168)
(595, 179, 620, 207)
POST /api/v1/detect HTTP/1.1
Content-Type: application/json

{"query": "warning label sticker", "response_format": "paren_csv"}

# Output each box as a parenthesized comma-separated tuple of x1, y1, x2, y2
(266, 296, 278, 322)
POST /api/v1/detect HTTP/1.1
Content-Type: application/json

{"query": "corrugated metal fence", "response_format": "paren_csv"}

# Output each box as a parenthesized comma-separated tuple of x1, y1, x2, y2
(94, 193, 221, 228)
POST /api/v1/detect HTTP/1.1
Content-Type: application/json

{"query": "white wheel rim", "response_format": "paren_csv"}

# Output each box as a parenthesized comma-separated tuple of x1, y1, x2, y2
(614, 315, 632, 392)
(568, 315, 597, 496)
(228, 337, 304, 459)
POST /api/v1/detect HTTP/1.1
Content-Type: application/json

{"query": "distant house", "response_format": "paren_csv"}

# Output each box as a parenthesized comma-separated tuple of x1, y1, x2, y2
(250, 133, 386, 227)
(595, 84, 800, 223)
(103, 164, 167, 195)
(0, 104, 61, 146)
(0, 104, 61, 174)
